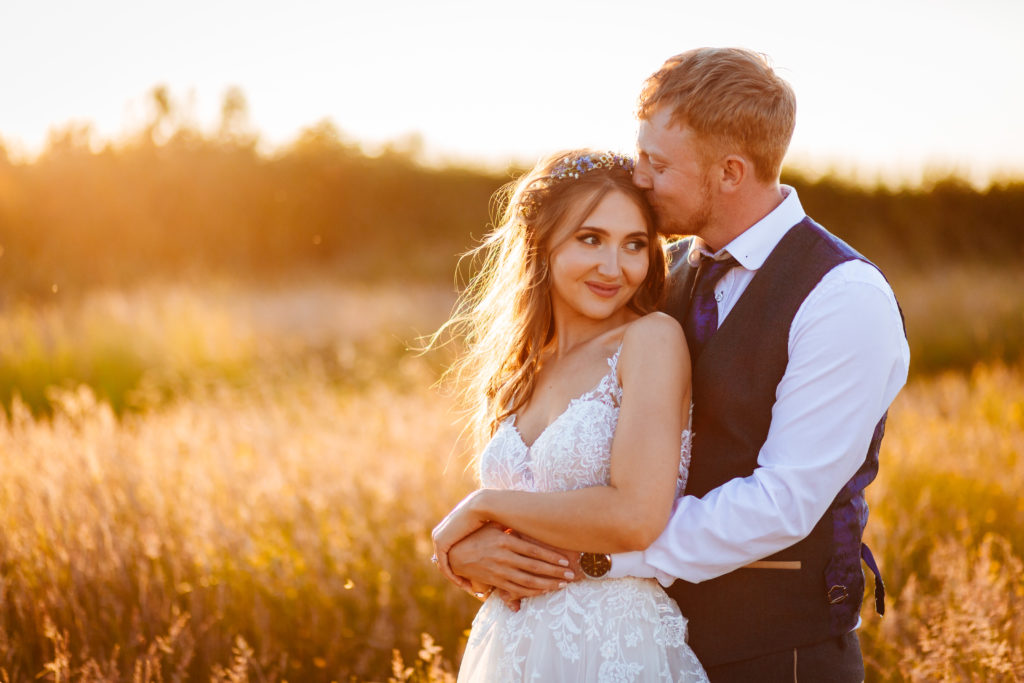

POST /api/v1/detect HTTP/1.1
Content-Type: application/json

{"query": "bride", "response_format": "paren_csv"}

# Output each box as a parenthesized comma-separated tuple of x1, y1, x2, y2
(431, 150, 707, 682)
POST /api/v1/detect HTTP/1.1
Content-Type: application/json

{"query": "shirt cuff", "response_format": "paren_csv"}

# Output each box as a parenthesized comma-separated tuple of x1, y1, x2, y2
(609, 551, 676, 587)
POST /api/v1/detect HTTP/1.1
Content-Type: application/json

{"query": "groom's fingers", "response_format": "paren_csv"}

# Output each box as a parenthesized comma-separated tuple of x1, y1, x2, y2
(480, 560, 565, 594)
(488, 571, 560, 598)
(493, 589, 522, 612)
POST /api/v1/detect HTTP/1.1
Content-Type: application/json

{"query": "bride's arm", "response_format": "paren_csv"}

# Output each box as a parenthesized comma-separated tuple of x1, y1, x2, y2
(433, 313, 690, 562)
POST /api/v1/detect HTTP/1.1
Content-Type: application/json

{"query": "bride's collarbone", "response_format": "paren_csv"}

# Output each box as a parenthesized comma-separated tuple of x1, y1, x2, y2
(516, 346, 619, 443)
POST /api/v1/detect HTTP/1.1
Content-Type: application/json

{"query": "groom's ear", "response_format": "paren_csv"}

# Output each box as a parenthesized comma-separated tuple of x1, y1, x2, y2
(717, 155, 747, 193)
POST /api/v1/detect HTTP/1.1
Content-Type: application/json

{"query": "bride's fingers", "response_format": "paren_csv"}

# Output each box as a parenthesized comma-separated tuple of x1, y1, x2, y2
(436, 551, 472, 591)
(431, 534, 470, 589)
(501, 534, 571, 571)
(487, 552, 569, 591)
(510, 554, 576, 581)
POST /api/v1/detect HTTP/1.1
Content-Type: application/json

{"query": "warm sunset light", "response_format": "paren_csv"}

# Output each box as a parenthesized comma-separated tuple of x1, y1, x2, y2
(0, 1, 1022, 680)
(1, 0, 1022, 185)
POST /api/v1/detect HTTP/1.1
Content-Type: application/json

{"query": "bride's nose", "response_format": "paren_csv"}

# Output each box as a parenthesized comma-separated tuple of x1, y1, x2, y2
(596, 247, 620, 276)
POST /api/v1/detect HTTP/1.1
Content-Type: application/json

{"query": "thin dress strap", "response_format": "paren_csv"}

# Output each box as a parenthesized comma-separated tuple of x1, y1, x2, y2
(603, 342, 625, 406)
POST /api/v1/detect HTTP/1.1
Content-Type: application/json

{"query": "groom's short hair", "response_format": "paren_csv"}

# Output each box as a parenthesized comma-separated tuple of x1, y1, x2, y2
(637, 48, 796, 182)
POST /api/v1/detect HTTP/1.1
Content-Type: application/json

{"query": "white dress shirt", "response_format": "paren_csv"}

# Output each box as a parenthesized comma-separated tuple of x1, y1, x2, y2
(609, 186, 910, 585)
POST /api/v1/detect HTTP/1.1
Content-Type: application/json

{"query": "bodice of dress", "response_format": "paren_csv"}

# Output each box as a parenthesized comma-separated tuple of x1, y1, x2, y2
(478, 346, 691, 497)
(460, 347, 707, 683)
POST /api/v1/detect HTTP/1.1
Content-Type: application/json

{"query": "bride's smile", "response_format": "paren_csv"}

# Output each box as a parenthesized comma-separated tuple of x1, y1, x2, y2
(548, 189, 651, 332)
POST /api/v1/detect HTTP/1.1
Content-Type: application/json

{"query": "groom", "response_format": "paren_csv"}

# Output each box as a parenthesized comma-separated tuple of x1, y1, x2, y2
(445, 48, 909, 681)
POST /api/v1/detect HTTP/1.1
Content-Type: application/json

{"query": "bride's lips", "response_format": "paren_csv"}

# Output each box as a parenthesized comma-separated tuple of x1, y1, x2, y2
(586, 281, 621, 298)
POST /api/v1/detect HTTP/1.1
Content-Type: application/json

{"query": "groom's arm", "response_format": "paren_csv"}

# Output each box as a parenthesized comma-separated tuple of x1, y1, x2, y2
(609, 261, 909, 583)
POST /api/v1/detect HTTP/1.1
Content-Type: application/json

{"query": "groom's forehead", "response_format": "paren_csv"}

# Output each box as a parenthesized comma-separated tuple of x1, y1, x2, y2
(638, 116, 695, 155)
(636, 118, 665, 154)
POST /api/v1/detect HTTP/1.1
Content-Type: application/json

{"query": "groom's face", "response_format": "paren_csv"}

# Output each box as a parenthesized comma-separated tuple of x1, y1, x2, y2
(634, 107, 715, 238)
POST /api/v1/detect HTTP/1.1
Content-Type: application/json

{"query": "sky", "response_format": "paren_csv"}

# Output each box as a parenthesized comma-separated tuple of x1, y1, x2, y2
(1, 0, 1022, 186)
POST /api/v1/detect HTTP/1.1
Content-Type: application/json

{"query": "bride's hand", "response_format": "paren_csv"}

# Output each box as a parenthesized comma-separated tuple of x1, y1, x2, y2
(432, 490, 491, 588)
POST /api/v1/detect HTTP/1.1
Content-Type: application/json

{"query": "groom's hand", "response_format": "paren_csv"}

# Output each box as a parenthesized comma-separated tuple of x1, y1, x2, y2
(448, 523, 574, 602)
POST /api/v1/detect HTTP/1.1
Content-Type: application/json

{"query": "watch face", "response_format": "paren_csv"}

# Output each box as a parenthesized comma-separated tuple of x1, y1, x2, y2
(580, 552, 611, 578)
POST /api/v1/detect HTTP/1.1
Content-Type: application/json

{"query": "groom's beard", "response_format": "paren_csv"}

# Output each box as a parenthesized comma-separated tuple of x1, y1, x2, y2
(648, 179, 713, 239)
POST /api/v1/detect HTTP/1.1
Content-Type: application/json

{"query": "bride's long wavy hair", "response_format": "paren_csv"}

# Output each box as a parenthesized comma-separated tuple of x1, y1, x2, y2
(431, 150, 667, 448)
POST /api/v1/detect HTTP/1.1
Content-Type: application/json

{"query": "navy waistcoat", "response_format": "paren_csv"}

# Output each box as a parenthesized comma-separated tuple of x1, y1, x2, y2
(663, 217, 898, 667)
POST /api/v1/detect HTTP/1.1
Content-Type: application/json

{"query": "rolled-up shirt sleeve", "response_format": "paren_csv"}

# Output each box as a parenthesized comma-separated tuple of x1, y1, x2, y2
(608, 261, 910, 584)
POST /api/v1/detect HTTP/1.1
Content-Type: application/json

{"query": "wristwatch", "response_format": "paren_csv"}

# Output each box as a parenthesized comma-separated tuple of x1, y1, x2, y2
(579, 552, 612, 578)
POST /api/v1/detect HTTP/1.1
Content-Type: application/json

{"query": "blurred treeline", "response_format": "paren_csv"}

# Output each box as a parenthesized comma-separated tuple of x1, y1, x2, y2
(0, 88, 500, 296)
(1, 87, 1022, 300)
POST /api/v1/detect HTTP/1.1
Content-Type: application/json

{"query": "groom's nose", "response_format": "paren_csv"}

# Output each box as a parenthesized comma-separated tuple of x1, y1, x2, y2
(633, 159, 653, 189)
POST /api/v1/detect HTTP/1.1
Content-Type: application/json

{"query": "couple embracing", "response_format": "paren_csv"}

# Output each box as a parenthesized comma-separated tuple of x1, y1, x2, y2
(430, 47, 909, 682)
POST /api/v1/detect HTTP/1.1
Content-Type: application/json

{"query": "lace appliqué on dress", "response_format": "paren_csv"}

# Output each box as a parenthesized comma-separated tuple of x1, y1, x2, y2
(462, 346, 706, 683)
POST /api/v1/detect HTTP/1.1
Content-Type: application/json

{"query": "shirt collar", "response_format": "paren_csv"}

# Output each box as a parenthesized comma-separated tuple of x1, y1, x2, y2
(686, 185, 806, 270)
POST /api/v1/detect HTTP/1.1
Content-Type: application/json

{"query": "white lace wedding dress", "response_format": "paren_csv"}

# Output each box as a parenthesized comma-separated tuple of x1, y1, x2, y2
(458, 347, 708, 682)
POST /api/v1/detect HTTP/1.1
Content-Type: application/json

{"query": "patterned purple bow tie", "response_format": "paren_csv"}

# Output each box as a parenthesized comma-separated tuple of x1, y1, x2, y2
(683, 253, 739, 361)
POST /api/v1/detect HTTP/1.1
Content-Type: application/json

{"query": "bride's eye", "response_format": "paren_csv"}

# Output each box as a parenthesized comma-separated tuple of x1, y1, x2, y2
(625, 239, 648, 252)
(578, 233, 600, 246)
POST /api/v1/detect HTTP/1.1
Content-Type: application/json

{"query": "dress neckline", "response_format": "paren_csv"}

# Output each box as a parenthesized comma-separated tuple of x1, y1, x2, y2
(507, 343, 623, 450)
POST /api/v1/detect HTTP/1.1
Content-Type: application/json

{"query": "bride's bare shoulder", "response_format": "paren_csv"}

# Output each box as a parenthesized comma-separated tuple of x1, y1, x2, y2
(619, 313, 689, 369)
(610, 311, 692, 387)
(624, 312, 685, 345)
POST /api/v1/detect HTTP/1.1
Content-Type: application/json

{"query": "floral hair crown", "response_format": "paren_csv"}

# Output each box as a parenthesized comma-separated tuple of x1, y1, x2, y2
(549, 152, 635, 181)
(517, 152, 635, 220)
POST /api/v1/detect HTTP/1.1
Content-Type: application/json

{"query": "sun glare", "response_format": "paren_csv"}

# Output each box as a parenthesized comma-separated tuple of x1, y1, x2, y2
(0, 0, 1021, 182)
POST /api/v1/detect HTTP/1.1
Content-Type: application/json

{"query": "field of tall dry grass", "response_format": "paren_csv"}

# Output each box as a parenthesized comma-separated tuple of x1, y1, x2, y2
(0, 274, 1022, 681)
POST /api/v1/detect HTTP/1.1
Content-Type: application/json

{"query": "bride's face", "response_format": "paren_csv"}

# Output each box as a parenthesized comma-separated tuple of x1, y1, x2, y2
(547, 189, 651, 324)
